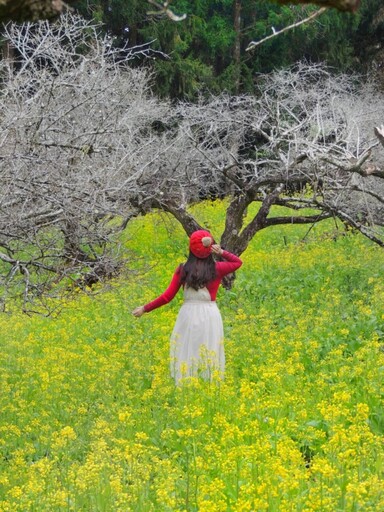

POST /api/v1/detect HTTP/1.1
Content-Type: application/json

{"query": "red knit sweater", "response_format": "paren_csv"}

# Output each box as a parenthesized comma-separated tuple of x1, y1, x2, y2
(143, 250, 242, 312)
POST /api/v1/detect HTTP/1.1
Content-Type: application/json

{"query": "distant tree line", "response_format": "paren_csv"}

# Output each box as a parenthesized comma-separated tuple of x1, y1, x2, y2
(71, 0, 384, 99)
(1, 2, 383, 98)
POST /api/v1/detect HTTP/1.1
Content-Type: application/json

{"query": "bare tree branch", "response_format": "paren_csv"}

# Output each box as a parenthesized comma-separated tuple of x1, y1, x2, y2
(0, 14, 169, 311)
(172, 63, 384, 255)
(246, 8, 327, 52)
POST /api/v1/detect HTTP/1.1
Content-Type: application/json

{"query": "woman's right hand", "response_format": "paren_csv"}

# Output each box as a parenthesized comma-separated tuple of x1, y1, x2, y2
(211, 244, 223, 256)
(132, 306, 146, 317)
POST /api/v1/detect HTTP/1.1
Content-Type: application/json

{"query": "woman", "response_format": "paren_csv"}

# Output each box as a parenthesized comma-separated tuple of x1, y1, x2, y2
(132, 230, 242, 383)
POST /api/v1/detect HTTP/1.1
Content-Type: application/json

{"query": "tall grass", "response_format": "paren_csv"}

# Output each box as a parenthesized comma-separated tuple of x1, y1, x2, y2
(0, 201, 383, 511)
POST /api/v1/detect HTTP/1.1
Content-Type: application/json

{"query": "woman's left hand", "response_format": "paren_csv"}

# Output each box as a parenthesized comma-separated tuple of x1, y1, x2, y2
(132, 306, 146, 317)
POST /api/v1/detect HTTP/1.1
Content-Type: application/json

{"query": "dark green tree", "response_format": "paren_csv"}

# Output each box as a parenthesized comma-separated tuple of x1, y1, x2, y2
(71, 0, 383, 98)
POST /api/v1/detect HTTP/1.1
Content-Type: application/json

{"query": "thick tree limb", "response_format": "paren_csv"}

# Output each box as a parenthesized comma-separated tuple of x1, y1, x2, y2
(265, 212, 332, 227)
(321, 151, 384, 179)
(161, 202, 202, 236)
(275, 0, 360, 13)
(324, 207, 384, 247)
(349, 185, 384, 206)
(0, 251, 57, 271)
(236, 186, 284, 254)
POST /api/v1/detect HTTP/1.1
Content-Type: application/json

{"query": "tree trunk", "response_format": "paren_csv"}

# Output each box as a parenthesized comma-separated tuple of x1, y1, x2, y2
(62, 219, 88, 263)
(221, 194, 252, 252)
(2, 39, 14, 60)
(162, 202, 202, 236)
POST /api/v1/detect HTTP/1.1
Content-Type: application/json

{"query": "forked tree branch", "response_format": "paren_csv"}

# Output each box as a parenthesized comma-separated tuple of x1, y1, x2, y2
(321, 150, 384, 179)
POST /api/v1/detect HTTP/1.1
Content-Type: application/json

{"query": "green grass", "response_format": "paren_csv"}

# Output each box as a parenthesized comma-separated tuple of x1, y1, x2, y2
(0, 200, 383, 511)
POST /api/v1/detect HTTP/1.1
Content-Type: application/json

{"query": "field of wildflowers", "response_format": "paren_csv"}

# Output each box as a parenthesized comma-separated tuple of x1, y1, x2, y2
(0, 201, 383, 511)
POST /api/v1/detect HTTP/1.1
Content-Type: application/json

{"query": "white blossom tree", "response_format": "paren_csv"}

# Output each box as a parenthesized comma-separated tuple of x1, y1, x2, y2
(0, 14, 169, 311)
(1, 15, 383, 311)
(143, 63, 384, 260)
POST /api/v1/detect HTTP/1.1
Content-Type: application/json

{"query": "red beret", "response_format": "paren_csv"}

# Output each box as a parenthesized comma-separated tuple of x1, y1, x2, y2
(189, 230, 213, 258)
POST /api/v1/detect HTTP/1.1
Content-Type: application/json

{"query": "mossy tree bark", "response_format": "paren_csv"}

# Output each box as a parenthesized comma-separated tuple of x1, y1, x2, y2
(276, 0, 360, 12)
(0, 0, 76, 23)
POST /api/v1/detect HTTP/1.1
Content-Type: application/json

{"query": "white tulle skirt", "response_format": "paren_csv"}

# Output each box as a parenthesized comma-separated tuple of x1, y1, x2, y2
(170, 287, 225, 383)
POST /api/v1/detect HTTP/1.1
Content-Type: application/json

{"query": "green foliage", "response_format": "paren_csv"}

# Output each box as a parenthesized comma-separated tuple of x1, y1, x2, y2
(153, 55, 214, 99)
(72, 0, 148, 45)
(71, 0, 382, 98)
(0, 201, 383, 509)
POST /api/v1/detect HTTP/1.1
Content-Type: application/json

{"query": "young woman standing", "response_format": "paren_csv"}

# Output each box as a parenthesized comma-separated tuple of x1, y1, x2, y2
(132, 230, 242, 383)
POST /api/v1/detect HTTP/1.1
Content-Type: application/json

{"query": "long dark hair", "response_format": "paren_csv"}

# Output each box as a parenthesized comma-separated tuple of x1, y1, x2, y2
(180, 251, 217, 290)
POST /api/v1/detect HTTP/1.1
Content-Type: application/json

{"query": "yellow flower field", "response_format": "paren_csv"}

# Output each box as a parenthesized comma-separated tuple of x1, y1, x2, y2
(0, 201, 383, 511)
